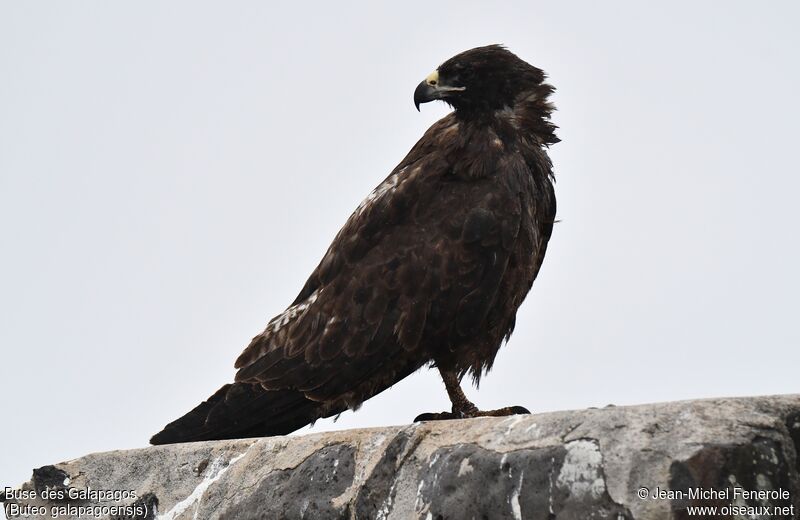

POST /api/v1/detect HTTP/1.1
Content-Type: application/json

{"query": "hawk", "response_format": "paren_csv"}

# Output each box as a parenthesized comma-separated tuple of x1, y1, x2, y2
(151, 45, 558, 444)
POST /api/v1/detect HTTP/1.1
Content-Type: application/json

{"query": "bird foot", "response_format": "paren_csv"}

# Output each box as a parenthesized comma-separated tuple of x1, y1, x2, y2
(414, 405, 530, 422)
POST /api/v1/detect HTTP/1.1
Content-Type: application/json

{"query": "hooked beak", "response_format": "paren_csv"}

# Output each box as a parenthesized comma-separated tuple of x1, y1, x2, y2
(413, 70, 465, 111)
(414, 81, 439, 111)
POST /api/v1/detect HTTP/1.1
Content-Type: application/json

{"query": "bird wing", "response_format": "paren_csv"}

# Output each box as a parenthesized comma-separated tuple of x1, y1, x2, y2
(233, 122, 527, 405)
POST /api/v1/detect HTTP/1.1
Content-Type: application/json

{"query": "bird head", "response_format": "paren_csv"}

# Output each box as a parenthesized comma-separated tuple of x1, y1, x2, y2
(414, 45, 548, 113)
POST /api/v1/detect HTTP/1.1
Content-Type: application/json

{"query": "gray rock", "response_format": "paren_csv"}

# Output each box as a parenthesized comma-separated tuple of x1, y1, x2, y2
(3, 395, 799, 519)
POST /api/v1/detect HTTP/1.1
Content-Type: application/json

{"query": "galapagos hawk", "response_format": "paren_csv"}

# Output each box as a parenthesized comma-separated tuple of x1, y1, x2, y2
(151, 45, 558, 444)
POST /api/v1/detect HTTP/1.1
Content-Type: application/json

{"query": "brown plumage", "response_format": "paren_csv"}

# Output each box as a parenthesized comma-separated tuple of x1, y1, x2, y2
(150, 45, 558, 445)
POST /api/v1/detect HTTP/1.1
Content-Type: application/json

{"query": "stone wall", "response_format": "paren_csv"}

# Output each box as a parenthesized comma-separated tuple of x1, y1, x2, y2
(3, 395, 799, 519)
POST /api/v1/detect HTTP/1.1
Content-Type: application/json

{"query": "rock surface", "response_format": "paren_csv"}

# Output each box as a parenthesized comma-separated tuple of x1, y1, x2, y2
(3, 395, 800, 519)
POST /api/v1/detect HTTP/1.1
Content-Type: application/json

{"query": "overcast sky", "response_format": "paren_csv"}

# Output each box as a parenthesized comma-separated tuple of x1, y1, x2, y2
(2, 1, 799, 505)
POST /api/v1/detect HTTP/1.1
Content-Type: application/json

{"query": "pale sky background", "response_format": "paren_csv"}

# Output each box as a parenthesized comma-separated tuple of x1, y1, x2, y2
(2, 1, 799, 506)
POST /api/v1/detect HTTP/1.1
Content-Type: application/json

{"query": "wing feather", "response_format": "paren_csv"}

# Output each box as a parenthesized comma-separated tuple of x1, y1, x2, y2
(233, 116, 529, 406)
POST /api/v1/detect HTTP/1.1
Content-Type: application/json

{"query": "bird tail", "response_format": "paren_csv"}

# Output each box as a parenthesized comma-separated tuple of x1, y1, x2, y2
(149, 383, 333, 445)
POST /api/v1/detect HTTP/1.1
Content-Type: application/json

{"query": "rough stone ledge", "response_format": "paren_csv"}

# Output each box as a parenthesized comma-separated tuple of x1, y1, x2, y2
(2, 394, 799, 519)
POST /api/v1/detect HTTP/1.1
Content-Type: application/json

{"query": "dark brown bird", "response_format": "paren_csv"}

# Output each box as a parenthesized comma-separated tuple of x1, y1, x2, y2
(151, 45, 558, 445)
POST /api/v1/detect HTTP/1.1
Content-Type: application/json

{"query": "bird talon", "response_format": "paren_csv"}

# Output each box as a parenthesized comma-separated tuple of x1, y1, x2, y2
(474, 405, 532, 417)
(414, 411, 456, 422)
(414, 405, 531, 423)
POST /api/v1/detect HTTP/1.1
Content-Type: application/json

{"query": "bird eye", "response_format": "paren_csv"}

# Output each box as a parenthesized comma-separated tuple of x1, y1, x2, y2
(429, 79, 438, 86)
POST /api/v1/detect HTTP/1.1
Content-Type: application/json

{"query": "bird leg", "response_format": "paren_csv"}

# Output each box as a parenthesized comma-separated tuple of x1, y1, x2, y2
(441, 369, 479, 417)
(413, 368, 531, 422)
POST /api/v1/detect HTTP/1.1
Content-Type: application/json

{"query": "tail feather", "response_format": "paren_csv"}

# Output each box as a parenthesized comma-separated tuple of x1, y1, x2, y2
(150, 383, 337, 445)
